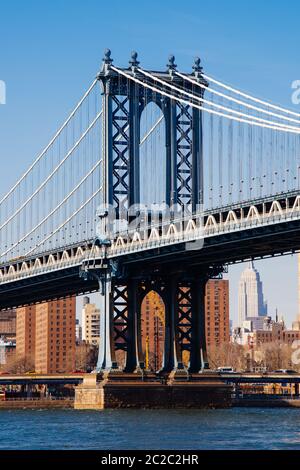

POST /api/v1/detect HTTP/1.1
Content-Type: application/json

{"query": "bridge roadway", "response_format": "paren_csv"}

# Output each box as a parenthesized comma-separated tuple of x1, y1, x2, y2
(0, 372, 299, 387)
(220, 373, 300, 386)
(0, 374, 85, 386)
(1, 190, 300, 309)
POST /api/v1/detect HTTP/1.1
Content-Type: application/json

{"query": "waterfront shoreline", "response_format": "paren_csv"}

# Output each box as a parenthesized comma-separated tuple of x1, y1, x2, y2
(0, 399, 74, 409)
(2, 398, 300, 410)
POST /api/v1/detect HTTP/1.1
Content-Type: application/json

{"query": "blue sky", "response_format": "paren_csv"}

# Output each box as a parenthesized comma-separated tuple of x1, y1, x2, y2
(0, 0, 299, 325)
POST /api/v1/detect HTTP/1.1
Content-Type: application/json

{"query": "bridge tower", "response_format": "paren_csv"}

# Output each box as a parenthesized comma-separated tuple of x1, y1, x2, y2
(90, 50, 220, 374)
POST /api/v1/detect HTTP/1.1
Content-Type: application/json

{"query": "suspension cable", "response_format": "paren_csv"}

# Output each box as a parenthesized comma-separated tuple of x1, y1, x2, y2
(140, 115, 164, 145)
(203, 73, 300, 118)
(1, 161, 102, 258)
(175, 71, 300, 125)
(24, 187, 102, 256)
(0, 110, 103, 231)
(111, 66, 300, 134)
(137, 68, 300, 132)
(0, 79, 98, 206)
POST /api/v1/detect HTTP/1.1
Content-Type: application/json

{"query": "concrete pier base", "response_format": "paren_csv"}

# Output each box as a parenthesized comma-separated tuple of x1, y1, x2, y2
(74, 374, 104, 410)
(74, 372, 232, 410)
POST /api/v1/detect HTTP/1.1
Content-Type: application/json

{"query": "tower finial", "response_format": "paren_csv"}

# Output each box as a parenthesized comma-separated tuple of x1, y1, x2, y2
(103, 48, 113, 65)
(193, 56, 203, 74)
(167, 54, 177, 71)
(248, 260, 254, 270)
(129, 51, 140, 68)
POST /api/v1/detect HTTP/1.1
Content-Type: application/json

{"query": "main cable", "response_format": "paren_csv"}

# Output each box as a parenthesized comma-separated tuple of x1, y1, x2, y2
(203, 73, 300, 118)
(0, 79, 98, 207)
(111, 66, 300, 134)
(176, 71, 300, 126)
(137, 68, 300, 132)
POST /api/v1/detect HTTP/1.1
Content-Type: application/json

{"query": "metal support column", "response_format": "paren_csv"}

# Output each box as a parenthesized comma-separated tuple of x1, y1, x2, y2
(99, 50, 114, 209)
(192, 107, 203, 212)
(189, 276, 209, 373)
(162, 276, 182, 372)
(129, 58, 141, 207)
(124, 278, 142, 372)
(192, 57, 207, 212)
(97, 273, 118, 371)
(170, 100, 178, 208)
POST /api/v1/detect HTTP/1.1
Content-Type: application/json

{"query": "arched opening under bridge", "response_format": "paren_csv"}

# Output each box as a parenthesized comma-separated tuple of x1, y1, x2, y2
(141, 290, 165, 372)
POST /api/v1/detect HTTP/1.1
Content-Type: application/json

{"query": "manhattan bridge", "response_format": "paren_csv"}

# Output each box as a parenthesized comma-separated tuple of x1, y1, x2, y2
(1, 49, 300, 374)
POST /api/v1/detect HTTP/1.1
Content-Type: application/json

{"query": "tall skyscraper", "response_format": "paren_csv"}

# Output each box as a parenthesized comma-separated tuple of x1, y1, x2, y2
(238, 261, 267, 327)
(82, 297, 100, 346)
(35, 298, 76, 374)
(205, 279, 230, 348)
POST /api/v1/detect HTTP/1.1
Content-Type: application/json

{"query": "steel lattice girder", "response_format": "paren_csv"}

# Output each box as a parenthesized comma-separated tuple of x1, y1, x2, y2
(113, 285, 129, 351)
(112, 96, 130, 210)
(176, 104, 193, 206)
(177, 284, 193, 352)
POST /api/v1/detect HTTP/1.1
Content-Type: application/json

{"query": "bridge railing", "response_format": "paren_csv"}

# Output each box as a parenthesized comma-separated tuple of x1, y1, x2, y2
(2, 192, 300, 283)
(108, 193, 300, 256)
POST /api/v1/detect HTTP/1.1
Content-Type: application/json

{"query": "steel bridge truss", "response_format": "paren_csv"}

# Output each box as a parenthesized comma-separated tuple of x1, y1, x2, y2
(4, 50, 300, 374)
(98, 50, 207, 216)
(95, 271, 222, 373)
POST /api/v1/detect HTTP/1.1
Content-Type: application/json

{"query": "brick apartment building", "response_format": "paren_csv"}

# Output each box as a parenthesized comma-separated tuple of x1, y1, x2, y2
(16, 298, 76, 373)
(16, 305, 36, 364)
(35, 298, 76, 374)
(205, 279, 230, 349)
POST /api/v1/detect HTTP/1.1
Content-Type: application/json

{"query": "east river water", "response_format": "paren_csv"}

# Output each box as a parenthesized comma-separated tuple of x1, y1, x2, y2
(0, 408, 300, 450)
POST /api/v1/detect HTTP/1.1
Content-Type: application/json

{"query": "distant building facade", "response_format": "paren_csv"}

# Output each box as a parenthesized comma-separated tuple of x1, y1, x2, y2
(0, 339, 16, 366)
(0, 309, 16, 342)
(82, 297, 100, 346)
(16, 298, 76, 373)
(292, 254, 300, 331)
(35, 298, 76, 374)
(16, 306, 36, 364)
(232, 316, 300, 347)
(292, 315, 300, 331)
(76, 319, 82, 345)
(238, 261, 267, 326)
(205, 279, 230, 349)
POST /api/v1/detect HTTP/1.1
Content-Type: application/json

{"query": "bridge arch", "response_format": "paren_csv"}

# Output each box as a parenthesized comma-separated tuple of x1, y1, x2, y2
(139, 102, 167, 207)
(140, 290, 166, 372)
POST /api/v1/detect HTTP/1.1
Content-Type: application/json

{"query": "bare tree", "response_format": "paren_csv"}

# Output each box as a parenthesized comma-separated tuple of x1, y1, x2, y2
(208, 343, 248, 371)
(4, 355, 35, 374)
(75, 343, 98, 371)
